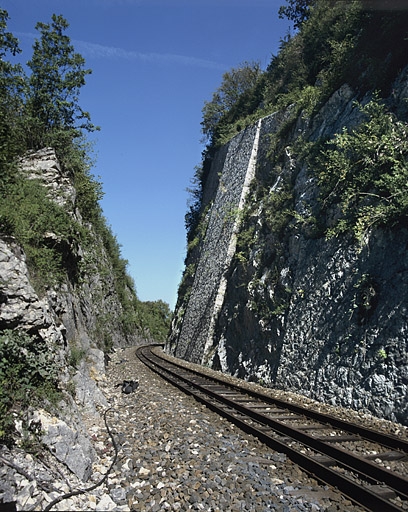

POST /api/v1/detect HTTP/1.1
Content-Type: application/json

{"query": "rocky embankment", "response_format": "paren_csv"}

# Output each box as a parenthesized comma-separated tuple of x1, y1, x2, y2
(2, 346, 408, 511)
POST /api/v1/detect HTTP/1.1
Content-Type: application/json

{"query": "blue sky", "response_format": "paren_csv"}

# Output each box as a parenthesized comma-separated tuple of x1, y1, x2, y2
(3, 0, 292, 309)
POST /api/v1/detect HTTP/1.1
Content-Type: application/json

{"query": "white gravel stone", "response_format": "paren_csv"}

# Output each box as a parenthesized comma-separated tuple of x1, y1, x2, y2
(95, 493, 116, 511)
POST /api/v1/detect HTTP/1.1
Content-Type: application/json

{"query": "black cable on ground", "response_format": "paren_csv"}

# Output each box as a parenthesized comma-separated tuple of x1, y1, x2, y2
(43, 407, 118, 512)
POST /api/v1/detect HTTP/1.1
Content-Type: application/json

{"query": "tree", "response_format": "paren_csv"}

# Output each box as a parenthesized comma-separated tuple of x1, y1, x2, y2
(138, 300, 172, 341)
(201, 61, 262, 143)
(0, 9, 18, 55)
(0, 9, 25, 168)
(25, 14, 97, 147)
(278, 0, 316, 29)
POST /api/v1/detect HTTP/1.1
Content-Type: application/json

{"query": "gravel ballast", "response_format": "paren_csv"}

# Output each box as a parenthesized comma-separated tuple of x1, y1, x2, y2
(3, 345, 405, 511)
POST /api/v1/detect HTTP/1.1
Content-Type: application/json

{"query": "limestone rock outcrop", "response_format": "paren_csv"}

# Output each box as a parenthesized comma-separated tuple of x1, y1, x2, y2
(19, 147, 77, 210)
(0, 237, 61, 338)
(0, 148, 136, 480)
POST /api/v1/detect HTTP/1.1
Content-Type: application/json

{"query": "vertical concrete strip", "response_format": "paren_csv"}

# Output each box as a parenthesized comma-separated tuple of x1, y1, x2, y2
(202, 118, 262, 363)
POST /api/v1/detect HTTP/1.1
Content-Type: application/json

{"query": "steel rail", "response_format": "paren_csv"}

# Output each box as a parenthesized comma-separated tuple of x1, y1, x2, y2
(136, 345, 408, 512)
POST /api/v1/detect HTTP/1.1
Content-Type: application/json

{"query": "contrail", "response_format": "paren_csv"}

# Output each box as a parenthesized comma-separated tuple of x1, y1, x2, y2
(15, 31, 225, 70)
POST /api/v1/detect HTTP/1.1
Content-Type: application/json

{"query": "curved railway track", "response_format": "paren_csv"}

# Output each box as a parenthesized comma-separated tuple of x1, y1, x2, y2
(136, 345, 408, 512)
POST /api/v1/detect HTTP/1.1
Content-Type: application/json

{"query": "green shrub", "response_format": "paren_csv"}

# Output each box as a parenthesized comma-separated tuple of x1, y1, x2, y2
(68, 342, 87, 368)
(314, 96, 408, 243)
(0, 329, 61, 445)
(377, 348, 387, 360)
(0, 176, 82, 290)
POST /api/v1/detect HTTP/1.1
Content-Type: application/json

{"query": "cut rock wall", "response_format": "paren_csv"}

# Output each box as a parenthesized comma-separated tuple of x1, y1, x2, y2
(168, 71, 408, 425)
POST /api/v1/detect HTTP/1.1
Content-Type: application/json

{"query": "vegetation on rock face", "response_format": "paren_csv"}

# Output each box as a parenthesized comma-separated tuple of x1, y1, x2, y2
(173, 0, 408, 365)
(0, 11, 171, 342)
(0, 176, 84, 289)
(313, 96, 408, 243)
(0, 330, 61, 445)
(0, 9, 172, 444)
(184, 0, 408, 271)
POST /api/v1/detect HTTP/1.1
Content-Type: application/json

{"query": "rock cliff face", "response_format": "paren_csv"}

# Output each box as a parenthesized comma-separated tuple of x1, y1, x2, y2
(15, 148, 135, 350)
(168, 69, 408, 426)
(0, 148, 140, 479)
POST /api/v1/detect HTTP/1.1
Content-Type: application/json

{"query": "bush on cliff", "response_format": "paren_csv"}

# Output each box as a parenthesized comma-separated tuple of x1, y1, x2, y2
(0, 330, 61, 446)
(187, 0, 408, 248)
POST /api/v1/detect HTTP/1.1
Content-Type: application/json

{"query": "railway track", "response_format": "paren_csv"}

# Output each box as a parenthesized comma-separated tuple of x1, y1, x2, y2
(136, 345, 408, 512)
